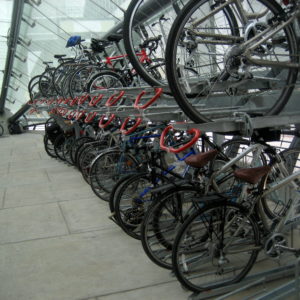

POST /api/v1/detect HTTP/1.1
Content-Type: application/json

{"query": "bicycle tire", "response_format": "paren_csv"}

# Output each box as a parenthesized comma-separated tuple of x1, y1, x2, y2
(39, 69, 55, 97)
(172, 200, 260, 292)
(89, 149, 139, 201)
(114, 172, 163, 239)
(54, 133, 67, 161)
(109, 174, 140, 214)
(141, 185, 203, 269)
(71, 136, 95, 165)
(68, 64, 103, 99)
(52, 60, 76, 96)
(62, 135, 76, 165)
(165, 0, 298, 123)
(79, 142, 110, 184)
(86, 70, 127, 93)
(43, 133, 57, 158)
(123, 0, 184, 86)
(261, 147, 300, 220)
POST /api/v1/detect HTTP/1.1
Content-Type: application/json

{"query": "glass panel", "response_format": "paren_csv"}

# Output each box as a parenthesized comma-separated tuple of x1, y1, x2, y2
(2, 0, 130, 114)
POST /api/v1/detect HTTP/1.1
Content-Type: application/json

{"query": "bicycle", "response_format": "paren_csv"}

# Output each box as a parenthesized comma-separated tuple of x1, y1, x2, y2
(165, 0, 300, 123)
(140, 128, 277, 269)
(123, 0, 188, 86)
(171, 136, 300, 292)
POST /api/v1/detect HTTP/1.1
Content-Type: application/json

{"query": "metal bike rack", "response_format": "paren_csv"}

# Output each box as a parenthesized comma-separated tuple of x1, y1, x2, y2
(188, 262, 296, 300)
(28, 83, 300, 300)
(28, 81, 300, 134)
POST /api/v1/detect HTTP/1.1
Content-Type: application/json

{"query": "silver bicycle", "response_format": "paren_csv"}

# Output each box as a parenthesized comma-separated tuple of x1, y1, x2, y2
(166, 0, 300, 123)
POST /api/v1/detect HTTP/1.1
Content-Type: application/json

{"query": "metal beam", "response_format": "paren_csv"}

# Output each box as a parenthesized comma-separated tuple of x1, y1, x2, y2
(0, 0, 25, 113)
(8, 103, 31, 124)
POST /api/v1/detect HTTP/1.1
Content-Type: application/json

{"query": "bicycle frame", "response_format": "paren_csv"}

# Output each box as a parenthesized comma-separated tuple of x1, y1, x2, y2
(191, 0, 300, 69)
(208, 143, 265, 194)
(260, 169, 300, 234)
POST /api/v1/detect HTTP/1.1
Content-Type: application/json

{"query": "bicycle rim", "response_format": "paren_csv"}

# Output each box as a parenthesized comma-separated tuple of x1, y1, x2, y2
(172, 201, 260, 292)
(166, 0, 298, 123)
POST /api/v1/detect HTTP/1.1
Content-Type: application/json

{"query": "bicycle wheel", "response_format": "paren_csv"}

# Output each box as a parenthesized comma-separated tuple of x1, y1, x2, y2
(43, 133, 57, 158)
(71, 136, 95, 165)
(52, 61, 75, 96)
(261, 147, 300, 219)
(79, 141, 110, 184)
(68, 64, 103, 99)
(29, 82, 42, 102)
(172, 200, 260, 292)
(89, 149, 139, 201)
(62, 136, 76, 165)
(54, 133, 67, 161)
(28, 75, 41, 94)
(141, 186, 203, 269)
(109, 174, 139, 214)
(114, 172, 164, 239)
(124, 0, 186, 86)
(86, 70, 127, 93)
(166, 0, 298, 123)
(39, 69, 55, 97)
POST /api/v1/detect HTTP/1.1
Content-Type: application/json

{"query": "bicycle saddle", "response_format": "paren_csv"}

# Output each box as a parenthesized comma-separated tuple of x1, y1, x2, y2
(185, 150, 218, 168)
(234, 166, 271, 185)
(90, 39, 112, 52)
(107, 33, 123, 43)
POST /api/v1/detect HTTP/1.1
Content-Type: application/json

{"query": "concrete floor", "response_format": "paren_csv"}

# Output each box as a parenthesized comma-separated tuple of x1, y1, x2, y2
(0, 132, 190, 300)
(0, 132, 297, 300)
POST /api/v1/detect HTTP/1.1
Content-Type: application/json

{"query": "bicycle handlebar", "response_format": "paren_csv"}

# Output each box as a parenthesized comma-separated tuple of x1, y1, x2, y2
(160, 125, 201, 153)
(134, 88, 163, 109)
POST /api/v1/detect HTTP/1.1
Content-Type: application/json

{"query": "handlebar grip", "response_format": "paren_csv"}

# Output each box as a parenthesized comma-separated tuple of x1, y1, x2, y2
(89, 94, 103, 106)
(84, 112, 97, 123)
(133, 88, 163, 109)
(160, 125, 201, 153)
(120, 117, 142, 135)
(105, 91, 125, 107)
(98, 114, 115, 129)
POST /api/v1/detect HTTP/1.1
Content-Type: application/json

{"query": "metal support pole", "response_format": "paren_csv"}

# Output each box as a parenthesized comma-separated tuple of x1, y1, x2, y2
(0, 0, 25, 114)
(8, 103, 31, 124)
